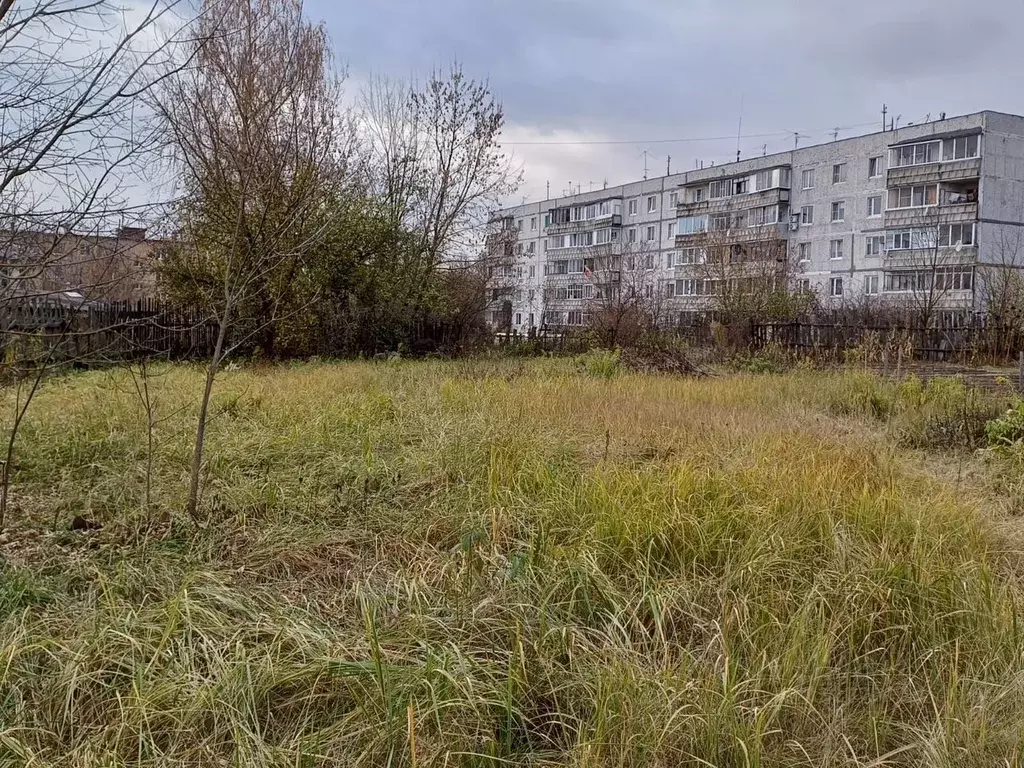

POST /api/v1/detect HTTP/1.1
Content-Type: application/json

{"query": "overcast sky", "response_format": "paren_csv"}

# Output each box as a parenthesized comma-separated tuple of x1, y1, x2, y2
(308, 0, 1024, 204)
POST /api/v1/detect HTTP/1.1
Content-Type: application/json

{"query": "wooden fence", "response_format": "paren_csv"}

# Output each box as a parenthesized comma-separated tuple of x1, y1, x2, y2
(1, 298, 220, 367)
(750, 319, 1024, 362)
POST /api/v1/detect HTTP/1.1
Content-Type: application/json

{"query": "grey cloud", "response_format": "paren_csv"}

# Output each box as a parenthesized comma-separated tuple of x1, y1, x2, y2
(312, 0, 1024, 192)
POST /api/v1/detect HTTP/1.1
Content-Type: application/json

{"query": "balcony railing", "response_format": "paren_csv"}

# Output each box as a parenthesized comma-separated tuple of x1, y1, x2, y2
(884, 202, 978, 229)
(678, 187, 791, 215)
(545, 213, 622, 234)
(886, 157, 981, 187)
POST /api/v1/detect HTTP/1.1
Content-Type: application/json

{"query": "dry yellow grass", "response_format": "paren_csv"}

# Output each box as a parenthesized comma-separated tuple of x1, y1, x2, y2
(0, 358, 1022, 766)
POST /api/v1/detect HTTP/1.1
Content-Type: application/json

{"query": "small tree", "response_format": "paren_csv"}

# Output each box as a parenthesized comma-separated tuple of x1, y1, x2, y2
(156, 0, 344, 519)
(688, 221, 797, 322)
(585, 239, 664, 347)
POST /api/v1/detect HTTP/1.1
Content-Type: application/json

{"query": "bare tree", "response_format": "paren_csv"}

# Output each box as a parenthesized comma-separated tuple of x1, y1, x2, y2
(685, 221, 796, 323)
(585, 238, 664, 347)
(361, 66, 521, 268)
(155, 0, 344, 519)
(0, 0, 187, 529)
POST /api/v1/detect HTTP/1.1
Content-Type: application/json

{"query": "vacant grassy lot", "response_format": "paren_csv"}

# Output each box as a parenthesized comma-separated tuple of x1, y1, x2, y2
(1, 359, 1023, 766)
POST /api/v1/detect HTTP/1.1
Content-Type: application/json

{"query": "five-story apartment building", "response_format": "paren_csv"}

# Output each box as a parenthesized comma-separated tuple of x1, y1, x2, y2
(487, 111, 1024, 331)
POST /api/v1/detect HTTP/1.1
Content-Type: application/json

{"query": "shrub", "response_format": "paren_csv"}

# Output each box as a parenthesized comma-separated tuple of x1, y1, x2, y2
(619, 334, 705, 376)
(987, 400, 1024, 451)
(577, 348, 621, 378)
(730, 341, 797, 375)
(829, 373, 1008, 449)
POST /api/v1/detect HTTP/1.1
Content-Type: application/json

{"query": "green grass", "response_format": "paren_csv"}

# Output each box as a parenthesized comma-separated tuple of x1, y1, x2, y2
(1, 359, 1023, 766)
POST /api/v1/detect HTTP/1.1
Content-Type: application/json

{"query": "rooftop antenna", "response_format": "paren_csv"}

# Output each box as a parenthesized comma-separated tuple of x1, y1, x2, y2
(894, 114, 902, 130)
(788, 130, 808, 150)
(588, 181, 594, 192)
(882, 103, 888, 131)
(638, 149, 650, 180)
(832, 127, 840, 141)
(762, 144, 767, 157)
(736, 93, 744, 163)
(666, 155, 672, 175)
(546, 181, 550, 199)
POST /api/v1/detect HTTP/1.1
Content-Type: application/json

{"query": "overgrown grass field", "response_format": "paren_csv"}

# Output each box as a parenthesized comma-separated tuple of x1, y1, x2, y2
(2, 358, 1024, 766)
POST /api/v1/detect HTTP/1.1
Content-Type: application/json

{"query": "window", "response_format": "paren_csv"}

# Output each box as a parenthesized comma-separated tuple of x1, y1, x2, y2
(801, 169, 815, 189)
(669, 192, 678, 207)
(543, 214, 551, 228)
(756, 169, 774, 191)
(866, 235, 885, 256)
(943, 135, 980, 161)
(628, 228, 637, 244)
(796, 278, 811, 292)
(515, 312, 522, 325)
(646, 225, 656, 242)
(710, 213, 730, 232)
(690, 187, 706, 203)
(887, 229, 936, 251)
(628, 199, 638, 216)
(934, 266, 974, 291)
(829, 277, 844, 296)
(798, 242, 810, 261)
(709, 180, 732, 199)
(733, 178, 749, 195)
(679, 247, 703, 265)
(678, 216, 708, 235)
(666, 252, 675, 268)
(888, 184, 938, 209)
(567, 310, 584, 326)
(528, 313, 534, 327)
(938, 223, 976, 247)
(801, 205, 814, 225)
(832, 163, 847, 184)
(530, 217, 537, 231)
(665, 281, 676, 297)
(868, 156, 883, 178)
(667, 222, 676, 238)
(831, 201, 846, 222)
(517, 220, 523, 231)
(680, 279, 698, 296)
(868, 196, 883, 217)
(891, 141, 940, 168)
(865, 275, 879, 295)
(884, 271, 928, 293)
(829, 239, 844, 259)
(528, 241, 536, 254)
(528, 265, 535, 277)
(748, 205, 779, 227)
(647, 196, 657, 213)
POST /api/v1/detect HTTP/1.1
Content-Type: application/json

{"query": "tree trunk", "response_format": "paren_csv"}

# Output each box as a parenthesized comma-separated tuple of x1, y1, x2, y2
(186, 305, 231, 521)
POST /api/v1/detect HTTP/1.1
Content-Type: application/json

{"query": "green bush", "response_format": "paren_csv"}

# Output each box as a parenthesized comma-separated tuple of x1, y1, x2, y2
(829, 373, 1008, 449)
(986, 400, 1024, 451)
(577, 348, 621, 378)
